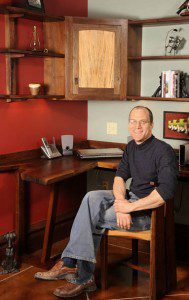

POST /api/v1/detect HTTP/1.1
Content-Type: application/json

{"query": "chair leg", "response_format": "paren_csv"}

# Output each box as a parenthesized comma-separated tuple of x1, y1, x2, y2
(149, 206, 166, 300)
(132, 239, 138, 280)
(100, 232, 108, 290)
(165, 199, 177, 291)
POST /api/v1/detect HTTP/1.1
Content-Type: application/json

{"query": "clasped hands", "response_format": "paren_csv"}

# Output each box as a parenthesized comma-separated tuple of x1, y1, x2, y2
(114, 199, 133, 230)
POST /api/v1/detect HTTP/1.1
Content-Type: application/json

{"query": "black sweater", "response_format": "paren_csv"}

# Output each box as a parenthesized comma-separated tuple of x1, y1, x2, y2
(116, 135, 178, 201)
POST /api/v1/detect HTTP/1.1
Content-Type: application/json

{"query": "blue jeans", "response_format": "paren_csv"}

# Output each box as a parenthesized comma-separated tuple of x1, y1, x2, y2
(61, 190, 150, 284)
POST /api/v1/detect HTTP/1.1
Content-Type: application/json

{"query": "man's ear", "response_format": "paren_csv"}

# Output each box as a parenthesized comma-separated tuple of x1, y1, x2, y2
(151, 122, 154, 129)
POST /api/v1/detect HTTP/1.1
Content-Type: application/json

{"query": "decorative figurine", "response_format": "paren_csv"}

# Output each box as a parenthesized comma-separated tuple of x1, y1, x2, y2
(30, 25, 41, 51)
(177, 1, 189, 15)
(180, 72, 189, 97)
(165, 28, 185, 55)
(0, 232, 19, 274)
(152, 75, 162, 97)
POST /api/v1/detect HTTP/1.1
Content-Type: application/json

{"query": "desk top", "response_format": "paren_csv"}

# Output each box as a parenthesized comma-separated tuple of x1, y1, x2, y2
(0, 140, 189, 185)
(19, 156, 120, 185)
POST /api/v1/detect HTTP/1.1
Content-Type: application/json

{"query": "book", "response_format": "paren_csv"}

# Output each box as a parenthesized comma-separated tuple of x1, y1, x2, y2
(161, 70, 180, 98)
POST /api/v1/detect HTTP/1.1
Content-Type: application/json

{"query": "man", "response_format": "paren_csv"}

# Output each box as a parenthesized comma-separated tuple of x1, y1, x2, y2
(35, 106, 177, 298)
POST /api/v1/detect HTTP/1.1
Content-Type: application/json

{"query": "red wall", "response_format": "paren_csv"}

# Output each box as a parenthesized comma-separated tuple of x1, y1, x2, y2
(0, 0, 88, 235)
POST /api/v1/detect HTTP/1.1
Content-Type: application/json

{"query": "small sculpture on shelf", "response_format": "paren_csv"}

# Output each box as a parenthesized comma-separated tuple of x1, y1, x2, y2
(152, 75, 162, 97)
(180, 72, 189, 97)
(29, 25, 41, 51)
(176, 1, 189, 15)
(164, 28, 185, 55)
(0, 232, 19, 274)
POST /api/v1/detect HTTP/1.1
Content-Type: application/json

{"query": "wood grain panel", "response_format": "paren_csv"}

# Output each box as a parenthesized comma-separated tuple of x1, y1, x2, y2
(44, 57, 65, 95)
(78, 30, 115, 88)
(43, 21, 65, 53)
(43, 21, 65, 96)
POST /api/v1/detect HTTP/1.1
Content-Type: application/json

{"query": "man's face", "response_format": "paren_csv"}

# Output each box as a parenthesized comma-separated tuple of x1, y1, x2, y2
(128, 108, 153, 144)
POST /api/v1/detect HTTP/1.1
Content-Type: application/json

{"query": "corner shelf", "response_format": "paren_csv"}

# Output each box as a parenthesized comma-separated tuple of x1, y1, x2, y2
(127, 96, 189, 102)
(0, 94, 65, 102)
(0, 48, 65, 58)
(129, 15, 189, 26)
(127, 15, 189, 102)
(128, 55, 189, 61)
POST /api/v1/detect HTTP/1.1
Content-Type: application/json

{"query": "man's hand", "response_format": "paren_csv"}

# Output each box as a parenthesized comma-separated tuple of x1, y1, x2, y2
(114, 199, 132, 214)
(116, 212, 132, 230)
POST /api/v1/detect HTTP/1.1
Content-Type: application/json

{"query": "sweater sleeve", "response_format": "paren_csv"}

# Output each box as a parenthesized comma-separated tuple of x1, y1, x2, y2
(115, 146, 131, 181)
(156, 145, 178, 202)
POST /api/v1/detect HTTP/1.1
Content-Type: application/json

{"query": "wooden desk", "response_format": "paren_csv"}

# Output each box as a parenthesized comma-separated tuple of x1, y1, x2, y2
(17, 155, 121, 264)
(1, 140, 189, 264)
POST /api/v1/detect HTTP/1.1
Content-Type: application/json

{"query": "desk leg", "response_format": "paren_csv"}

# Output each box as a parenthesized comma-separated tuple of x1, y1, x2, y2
(41, 183, 59, 264)
(15, 171, 27, 257)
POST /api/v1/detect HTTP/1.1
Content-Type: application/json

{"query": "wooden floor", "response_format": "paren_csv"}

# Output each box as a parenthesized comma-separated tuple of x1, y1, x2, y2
(1, 240, 189, 300)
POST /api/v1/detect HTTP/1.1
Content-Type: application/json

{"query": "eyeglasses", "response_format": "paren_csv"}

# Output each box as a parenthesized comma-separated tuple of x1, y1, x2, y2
(129, 119, 150, 126)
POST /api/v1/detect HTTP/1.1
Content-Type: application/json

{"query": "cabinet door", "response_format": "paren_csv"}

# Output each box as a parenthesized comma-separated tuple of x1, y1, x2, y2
(65, 17, 128, 100)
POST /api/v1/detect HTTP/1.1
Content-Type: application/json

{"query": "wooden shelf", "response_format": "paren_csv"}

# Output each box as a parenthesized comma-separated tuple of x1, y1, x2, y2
(129, 15, 189, 26)
(0, 94, 65, 101)
(127, 96, 189, 102)
(0, 48, 65, 58)
(0, 5, 64, 21)
(128, 55, 189, 61)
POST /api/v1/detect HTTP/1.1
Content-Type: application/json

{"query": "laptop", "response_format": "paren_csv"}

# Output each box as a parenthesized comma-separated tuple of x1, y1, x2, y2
(76, 148, 123, 159)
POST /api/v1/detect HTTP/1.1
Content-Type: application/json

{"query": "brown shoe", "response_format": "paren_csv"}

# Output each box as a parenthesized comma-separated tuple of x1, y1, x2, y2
(34, 260, 77, 281)
(53, 278, 97, 298)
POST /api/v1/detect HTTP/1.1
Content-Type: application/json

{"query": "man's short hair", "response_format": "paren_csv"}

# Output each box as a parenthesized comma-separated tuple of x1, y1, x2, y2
(129, 106, 153, 124)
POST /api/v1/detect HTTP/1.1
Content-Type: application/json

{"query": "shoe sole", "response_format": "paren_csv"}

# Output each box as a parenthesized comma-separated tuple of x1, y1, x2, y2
(53, 284, 97, 298)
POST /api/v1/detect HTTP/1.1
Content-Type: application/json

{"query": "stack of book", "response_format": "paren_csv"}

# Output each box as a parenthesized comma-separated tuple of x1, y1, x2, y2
(161, 70, 180, 98)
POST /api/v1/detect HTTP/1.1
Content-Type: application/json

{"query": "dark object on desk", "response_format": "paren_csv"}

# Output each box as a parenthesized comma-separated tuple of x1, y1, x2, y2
(179, 144, 189, 166)
(0, 232, 19, 274)
(76, 148, 123, 159)
(176, 1, 189, 15)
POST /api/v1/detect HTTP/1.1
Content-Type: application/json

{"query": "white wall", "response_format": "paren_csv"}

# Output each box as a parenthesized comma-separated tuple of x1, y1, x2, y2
(88, 0, 189, 149)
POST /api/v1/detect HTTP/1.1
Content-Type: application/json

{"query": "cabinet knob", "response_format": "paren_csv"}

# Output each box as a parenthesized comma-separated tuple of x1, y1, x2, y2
(74, 77, 79, 85)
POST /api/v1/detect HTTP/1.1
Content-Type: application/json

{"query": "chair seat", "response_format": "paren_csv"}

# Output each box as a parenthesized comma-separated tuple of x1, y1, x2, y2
(106, 229, 151, 241)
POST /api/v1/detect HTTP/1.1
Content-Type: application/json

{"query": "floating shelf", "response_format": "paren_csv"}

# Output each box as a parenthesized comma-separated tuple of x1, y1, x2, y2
(0, 94, 65, 101)
(0, 48, 65, 58)
(0, 5, 65, 21)
(128, 55, 189, 61)
(127, 96, 189, 102)
(129, 15, 189, 26)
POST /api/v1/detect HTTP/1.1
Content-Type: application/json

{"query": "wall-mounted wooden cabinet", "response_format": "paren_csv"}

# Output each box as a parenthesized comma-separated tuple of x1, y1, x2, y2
(65, 17, 128, 100)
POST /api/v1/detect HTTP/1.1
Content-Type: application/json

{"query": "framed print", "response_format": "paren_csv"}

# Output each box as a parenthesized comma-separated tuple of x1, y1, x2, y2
(26, 0, 45, 12)
(163, 111, 189, 140)
(13, 0, 45, 12)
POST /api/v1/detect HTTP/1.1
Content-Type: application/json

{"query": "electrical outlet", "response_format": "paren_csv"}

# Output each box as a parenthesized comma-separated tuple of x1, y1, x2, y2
(107, 122, 117, 135)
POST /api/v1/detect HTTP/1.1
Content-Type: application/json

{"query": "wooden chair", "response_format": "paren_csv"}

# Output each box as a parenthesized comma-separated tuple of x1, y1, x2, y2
(100, 200, 177, 300)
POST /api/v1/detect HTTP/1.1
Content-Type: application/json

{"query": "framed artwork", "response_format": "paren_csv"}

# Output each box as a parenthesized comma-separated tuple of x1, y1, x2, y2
(163, 111, 189, 140)
(26, 0, 45, 12)
(13, 0, 45, 12)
